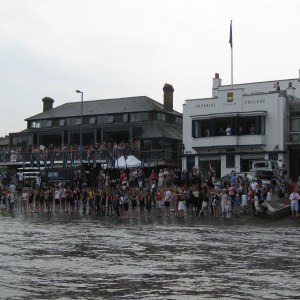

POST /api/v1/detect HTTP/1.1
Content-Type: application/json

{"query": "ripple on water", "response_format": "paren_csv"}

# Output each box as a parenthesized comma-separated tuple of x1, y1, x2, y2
(0, 216, 300, 299)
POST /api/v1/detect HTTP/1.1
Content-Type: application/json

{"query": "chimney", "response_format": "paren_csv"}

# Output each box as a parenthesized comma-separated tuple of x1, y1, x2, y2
(212, 73, 222, 97)
(163, 83, 174, 112)
(287, 82, 295, 99)
(42, 97, 54, 112)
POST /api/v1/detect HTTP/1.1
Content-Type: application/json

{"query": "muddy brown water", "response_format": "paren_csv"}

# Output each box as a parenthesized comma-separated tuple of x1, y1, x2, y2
(0, 204, 299, 299)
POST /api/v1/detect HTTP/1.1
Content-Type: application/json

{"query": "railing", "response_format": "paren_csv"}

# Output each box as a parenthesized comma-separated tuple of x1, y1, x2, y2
(192, 134, 266, 148)
(287, 132, 300, 143)
(140, 150, 180, 162)
(0, 148, 136, 164)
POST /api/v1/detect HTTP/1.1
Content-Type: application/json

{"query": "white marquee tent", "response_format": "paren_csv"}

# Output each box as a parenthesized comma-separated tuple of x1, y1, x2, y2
(114, 155, 141, 168)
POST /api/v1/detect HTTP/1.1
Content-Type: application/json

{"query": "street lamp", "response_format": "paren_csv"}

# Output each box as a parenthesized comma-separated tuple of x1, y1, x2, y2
(76, 90, 83, 162)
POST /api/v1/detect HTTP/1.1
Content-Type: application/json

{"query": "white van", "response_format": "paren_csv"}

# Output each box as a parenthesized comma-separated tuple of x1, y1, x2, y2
(250, 160, 279, 179)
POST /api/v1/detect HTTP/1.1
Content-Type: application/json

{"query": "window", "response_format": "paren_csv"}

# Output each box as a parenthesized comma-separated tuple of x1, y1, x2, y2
(238, 116, 265, 135)
(102, 115, 114, 123)
(141, 112, 149, 121)
(72, 117, 81, 125)
(31, 121, 41, 128)
(157, 112, 165, 122)
(192, 120, 209, 137)
(97, 116, 103, 124)
(269, 154, 278, 161)
(152, 140, 163, 150)
(142, 140, 151, 151)
(290, 118, 300, 142)
(214, 118, 232, 136)
(291, 118, 300, 131)
(66, 118, 72, 126)
(46, 120, 52, 127)
(226, 155, 235, 168)
(123, 113, 128, 122)
(59, 119, 65, 126)
(130, 113, 140, 122)
(175, 117, 182, 124)
(90, 116, 96, 124)
(130, 112, 149, 122)
(191, 115, 266, 137)
(97, 115, 114, 124)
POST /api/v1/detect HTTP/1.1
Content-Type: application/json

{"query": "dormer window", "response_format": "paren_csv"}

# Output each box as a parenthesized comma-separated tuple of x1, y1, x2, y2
(157, 112, 165, 122)
(59, 119, 65, 126)
(46, 120, 52, 127)
(71, 117, 81, 125)
(90, 116, 97, 124)
(97, 115, 115, 124)
(31, 121, 41, 128)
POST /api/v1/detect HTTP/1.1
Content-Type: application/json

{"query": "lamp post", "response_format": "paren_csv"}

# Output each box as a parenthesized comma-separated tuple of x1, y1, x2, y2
(76, 90, 83, 162)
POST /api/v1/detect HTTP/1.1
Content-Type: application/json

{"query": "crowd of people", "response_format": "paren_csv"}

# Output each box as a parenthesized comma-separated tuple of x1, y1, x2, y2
(0, 165, 299, 220)
(0, 141, 135, 163)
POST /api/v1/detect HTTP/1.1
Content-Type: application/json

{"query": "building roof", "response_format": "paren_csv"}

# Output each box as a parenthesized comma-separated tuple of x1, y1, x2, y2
(0, 136, 9, 146)
(140, 123, 182, 140)
(26, 96, 181, 121)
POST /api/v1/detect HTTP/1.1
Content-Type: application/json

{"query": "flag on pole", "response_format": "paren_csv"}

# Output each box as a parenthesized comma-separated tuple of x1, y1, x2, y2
(229, 20, 233, 48)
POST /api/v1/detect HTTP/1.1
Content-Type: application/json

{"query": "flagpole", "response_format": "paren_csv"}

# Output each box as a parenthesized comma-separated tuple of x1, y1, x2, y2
(231, 38, 233, 89)
(229, 20, 233, 89)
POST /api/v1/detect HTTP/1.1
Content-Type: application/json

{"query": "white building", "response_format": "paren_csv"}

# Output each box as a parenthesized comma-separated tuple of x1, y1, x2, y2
(182, 72, 300, 179)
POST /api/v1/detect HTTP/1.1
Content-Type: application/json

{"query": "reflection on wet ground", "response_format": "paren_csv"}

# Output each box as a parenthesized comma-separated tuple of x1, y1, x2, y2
(0, 209, 300, 299)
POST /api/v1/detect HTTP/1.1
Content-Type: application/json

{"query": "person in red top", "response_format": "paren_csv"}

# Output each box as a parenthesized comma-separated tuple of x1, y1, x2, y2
(288, 178, 296, 194)
(150, 169, 157, 183)
(119, 170, 126, 182)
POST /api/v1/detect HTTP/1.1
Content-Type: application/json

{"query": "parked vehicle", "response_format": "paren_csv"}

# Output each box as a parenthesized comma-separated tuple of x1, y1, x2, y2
(250, 160, 280, 180)
(220, 172, 271, 186)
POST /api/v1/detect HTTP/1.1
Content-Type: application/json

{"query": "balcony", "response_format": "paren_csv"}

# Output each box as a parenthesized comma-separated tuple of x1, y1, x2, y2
(286, 132, 300, 145)
(0, 149, 135, 165)
(192, 134, 266, 149)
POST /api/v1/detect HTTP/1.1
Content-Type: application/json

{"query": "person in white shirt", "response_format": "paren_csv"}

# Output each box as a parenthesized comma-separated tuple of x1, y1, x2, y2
(36, 176, 41, 188)
(225, 125, 231, 136)
(9, 183, 17, 196)
(22, 190, 29, 212)
(61, 187, 67, 212)
(289, 189, 300, 218)
(54, 187, 61, 213)
(250, 179, 258, 191)
(241, 193, 248, 213)
(17, 172, 24, 189)
(163, 188, 172, 217)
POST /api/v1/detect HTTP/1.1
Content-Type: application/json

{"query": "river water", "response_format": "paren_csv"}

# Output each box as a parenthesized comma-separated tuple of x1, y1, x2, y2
(0, 208, 300, 300)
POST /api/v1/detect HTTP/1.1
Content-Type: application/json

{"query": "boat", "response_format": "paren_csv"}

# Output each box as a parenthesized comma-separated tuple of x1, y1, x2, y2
(263, 200, 291, 218)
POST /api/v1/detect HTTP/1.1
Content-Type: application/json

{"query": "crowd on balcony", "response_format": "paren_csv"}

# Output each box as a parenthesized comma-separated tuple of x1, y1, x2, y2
(0, 141, 135, 163)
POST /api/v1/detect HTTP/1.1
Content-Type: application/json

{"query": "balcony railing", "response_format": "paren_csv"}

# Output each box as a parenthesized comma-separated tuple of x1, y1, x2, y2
(0, 148, 136, 164)
(286, 132, 300, 143)
(192, 134, 266, 148)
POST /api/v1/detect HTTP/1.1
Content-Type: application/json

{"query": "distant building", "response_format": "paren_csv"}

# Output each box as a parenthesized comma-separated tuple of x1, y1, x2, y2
(0, 136, 9, 149)
(182, 72, 300, 179)
(8, 84, 182, 168)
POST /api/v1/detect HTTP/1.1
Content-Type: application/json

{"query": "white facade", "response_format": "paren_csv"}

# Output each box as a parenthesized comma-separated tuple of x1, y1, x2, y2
(182, 73, 300, 178)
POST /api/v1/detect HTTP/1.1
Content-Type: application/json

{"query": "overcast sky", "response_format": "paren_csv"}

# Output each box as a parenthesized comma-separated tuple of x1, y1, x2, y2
(1, 0, 300, 136)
